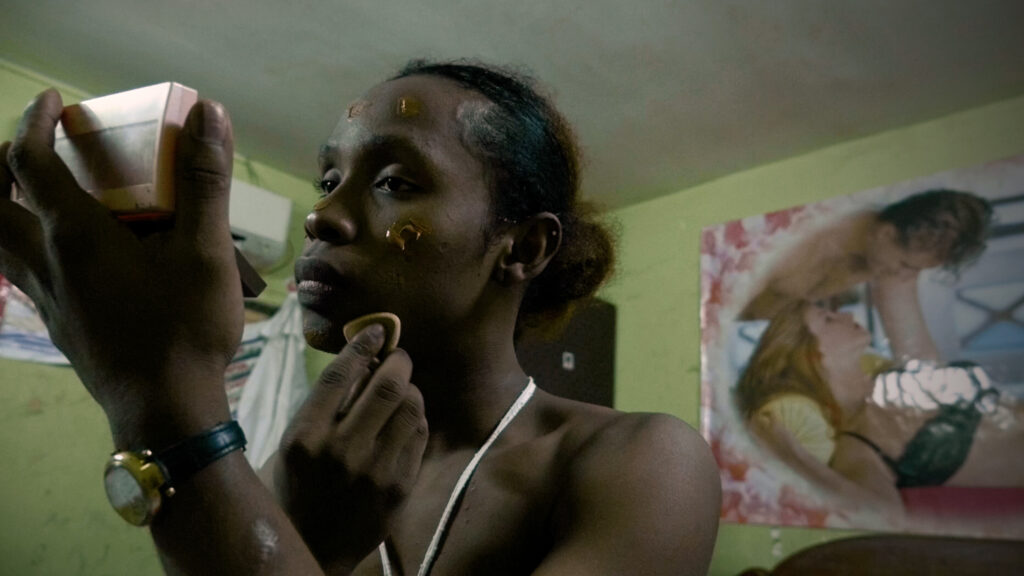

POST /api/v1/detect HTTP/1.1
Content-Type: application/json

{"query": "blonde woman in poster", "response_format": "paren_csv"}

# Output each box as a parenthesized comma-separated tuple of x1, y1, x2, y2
(735, 189, 1016, 512)
(736, 292, 1024, 534)
(702, 163, 1024, 536)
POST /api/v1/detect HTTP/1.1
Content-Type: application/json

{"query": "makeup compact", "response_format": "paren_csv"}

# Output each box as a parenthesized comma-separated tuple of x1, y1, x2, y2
(24, 82, 195, 218)
(11, 83, 265, 296)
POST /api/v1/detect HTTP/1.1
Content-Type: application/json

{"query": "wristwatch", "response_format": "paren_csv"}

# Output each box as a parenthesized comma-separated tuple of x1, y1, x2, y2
(103, 420, 247, 526)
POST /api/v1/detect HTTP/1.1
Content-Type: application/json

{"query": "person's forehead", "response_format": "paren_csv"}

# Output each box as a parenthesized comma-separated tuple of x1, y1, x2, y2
(346, 75, 482, 132)
(804, 307, 827, 329)
(906, 248, 945, 268)
(322, 75, 488, 164)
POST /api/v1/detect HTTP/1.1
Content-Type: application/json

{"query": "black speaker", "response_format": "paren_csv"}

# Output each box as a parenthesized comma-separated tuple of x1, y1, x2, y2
(515, 298, 616, 408)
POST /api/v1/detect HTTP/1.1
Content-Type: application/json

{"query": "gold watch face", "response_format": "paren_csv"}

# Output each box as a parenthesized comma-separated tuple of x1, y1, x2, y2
(104, 452, 165, 526)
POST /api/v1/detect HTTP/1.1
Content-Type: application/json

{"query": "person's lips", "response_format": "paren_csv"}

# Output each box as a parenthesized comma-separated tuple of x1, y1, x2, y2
(294, 258, 346, 310)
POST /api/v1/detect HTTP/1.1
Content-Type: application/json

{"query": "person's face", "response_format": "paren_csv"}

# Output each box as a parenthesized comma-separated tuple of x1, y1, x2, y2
(867, 223, 944, 280)
(296, 75, 502, 352)
(803, 306, 871, 363)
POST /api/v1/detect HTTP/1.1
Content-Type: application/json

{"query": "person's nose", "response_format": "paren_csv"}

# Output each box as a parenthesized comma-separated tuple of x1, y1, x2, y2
(826, 310, 853, 324)
(838, 312, 864, 329)
(897, 267, 918, 281)
(304, 194, 357, 245)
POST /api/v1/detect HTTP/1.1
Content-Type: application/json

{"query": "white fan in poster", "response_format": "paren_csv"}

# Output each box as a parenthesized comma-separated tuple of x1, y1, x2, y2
(700, 154, 1024, 539)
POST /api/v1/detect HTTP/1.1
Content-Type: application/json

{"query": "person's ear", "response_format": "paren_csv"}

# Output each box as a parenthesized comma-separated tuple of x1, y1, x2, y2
(879, 222, 900, 244)
(493, 212, 562, 285)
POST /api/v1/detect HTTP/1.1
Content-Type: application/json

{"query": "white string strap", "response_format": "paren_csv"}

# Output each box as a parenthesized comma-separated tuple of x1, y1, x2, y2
(380, 378, 537, 576)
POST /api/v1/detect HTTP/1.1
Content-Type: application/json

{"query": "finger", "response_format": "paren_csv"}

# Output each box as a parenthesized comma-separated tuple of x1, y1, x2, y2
(0, 142, 46, 299)
(0, 244, 42, 306)
(337, 347, 414, 437)
(290, 324, 386, 432)
(174, 100, 234, 251)
(394, 419, 429, 487)
(6, 90, 101, 226)
(334, 356, 379, 421)
(0, 143, 46, 252)
(378, 385, 428, 476)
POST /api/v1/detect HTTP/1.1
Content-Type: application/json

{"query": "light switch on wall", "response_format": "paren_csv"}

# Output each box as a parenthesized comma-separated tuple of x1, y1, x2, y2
(561, 351, 575, 371)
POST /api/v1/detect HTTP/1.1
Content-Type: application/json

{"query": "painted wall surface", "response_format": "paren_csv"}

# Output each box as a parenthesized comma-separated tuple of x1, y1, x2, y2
(1, 58, 1023, 574)
(601, 94, 1024, 575)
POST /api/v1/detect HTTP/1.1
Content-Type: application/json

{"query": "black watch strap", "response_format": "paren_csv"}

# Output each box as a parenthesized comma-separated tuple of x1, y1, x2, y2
(156, 421, 247, 485)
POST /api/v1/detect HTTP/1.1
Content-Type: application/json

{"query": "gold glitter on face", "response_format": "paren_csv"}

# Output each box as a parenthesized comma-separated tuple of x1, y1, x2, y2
(396, 96, 423, 118)
(386, 219, 430, 251)
(313, 196, 332, 211)
(347, 100, 371, 120)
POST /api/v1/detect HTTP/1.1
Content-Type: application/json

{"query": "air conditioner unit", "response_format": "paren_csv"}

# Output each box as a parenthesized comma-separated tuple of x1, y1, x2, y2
(229, 178, 293, 271)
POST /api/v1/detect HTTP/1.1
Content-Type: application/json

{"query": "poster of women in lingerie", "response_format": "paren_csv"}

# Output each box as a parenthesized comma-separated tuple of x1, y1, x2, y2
(700, 154, 1024, 538)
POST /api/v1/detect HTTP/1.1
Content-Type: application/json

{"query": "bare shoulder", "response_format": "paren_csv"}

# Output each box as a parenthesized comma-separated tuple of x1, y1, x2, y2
(563, 406, 720, 502)
(532, 392, 715, 474)
(530, 393, 721, 575)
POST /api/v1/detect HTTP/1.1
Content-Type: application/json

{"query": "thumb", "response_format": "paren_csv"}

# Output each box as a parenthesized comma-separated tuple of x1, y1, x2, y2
(174, 100, 234, 249)
(292, 325, 386, 429)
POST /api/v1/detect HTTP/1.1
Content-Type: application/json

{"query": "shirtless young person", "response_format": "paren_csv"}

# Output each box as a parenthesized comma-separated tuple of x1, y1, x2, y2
(0, 60, 720, 575)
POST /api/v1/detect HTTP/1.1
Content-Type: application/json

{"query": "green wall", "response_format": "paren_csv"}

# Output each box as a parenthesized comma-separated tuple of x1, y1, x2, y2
(1, 58, 1022, 574)
(601, 94, 1024, 574)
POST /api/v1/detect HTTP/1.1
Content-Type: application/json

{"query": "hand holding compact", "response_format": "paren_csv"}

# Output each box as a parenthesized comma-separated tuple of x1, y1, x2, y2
(0, 90, 242, 446)
(277, 321, 427, 572)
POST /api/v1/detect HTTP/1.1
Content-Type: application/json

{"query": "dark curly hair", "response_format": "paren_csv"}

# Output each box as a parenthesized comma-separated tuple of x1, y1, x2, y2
(392, 60, 615, 335)
(878, 189, 993, 273)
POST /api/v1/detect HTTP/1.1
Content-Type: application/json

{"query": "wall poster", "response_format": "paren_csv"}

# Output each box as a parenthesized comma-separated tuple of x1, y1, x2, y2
(700, 154, 1024, 539)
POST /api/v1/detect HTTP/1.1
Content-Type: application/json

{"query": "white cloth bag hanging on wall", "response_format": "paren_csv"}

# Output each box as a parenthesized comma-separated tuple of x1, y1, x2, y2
(235, 292, 309, 470)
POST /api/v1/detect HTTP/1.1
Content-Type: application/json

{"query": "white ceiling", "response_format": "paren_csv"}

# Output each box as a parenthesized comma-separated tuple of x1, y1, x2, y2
(2, 1, 1023, 209)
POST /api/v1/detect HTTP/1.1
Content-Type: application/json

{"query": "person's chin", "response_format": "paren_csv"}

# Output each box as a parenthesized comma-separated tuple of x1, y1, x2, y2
(300, 309, 347, 353)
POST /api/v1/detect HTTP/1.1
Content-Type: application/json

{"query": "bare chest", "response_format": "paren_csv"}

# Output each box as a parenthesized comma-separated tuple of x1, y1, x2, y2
(804, 254, 872, 302)
(350, 437, 564, 576)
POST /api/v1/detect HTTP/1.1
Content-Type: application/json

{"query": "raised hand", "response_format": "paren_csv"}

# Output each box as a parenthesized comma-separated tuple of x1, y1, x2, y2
(275, 324, 428, 573)
(0, 90, 242, 448)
